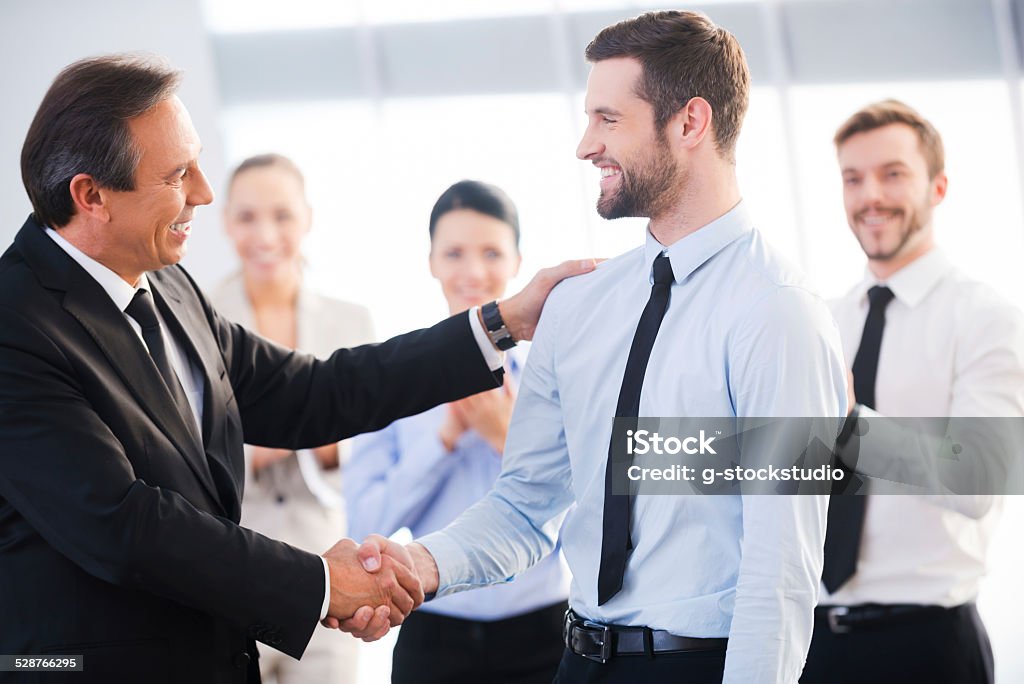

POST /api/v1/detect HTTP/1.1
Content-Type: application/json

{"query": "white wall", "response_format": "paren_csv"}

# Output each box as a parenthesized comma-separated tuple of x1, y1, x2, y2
(0, 0, 234, 286)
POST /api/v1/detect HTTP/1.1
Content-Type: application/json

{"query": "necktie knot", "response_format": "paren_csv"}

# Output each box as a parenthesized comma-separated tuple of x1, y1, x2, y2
(652, 254, 674, 286)
(867, 285, 894, 309)
(125, 289, 161, 330)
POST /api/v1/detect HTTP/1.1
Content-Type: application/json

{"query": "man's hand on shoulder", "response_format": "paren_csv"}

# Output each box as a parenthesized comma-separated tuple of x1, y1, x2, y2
(498, 259, 600, 342)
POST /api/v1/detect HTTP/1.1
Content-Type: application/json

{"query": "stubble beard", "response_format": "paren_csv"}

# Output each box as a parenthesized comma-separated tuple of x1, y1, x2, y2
(597, 130, 683, 221)
(855, 191, 932, 262)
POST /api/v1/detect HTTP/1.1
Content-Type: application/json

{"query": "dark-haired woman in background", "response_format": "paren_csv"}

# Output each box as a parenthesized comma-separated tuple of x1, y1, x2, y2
(345, 181, 569, 684)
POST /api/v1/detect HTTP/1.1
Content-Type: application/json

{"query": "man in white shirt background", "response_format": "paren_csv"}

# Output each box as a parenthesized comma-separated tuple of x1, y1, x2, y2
(801, 99, 1024, 683)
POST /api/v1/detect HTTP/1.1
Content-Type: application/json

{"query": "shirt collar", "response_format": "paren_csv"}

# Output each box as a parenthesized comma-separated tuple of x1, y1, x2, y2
(642, 200, 753, 285)
(855, 247, 953, 309)
(45, 227, 149, 312)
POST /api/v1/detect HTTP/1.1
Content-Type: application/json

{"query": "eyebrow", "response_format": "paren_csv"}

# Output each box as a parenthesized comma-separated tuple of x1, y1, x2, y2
(586, 106, 623, 117)
(841, 160, 910, 174)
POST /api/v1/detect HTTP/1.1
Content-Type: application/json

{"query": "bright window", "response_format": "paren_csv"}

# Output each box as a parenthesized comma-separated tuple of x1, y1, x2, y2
(202, 0, 358, 33)
(220, 94, 589, 338)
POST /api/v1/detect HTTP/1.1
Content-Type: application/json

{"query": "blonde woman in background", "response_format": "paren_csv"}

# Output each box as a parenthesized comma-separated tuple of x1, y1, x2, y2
(213, 154, 373, 684)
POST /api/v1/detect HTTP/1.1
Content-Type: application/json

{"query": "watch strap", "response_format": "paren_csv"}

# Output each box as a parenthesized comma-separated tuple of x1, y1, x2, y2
(481, 300, 516, 351)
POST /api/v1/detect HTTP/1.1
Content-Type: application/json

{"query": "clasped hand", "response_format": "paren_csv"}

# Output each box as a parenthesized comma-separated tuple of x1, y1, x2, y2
(320, 535, 424, 641)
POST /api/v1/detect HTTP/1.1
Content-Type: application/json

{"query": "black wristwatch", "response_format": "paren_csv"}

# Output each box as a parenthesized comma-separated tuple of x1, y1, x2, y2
(481, 300, 517, 351)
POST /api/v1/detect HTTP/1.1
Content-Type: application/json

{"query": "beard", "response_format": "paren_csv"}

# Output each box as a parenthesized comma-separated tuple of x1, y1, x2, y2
(597, 129, 683, 220)
(852, 192, 932, 261)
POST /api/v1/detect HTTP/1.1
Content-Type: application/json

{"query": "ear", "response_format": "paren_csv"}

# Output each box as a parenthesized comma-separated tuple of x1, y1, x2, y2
(930, 171, 948, 207)
(675, 97, 714, 151)
(428, 249, 439, 279)
(68, 173, 111, 222)
(512, 251, 522, 278)
(303, 204, 313, 236)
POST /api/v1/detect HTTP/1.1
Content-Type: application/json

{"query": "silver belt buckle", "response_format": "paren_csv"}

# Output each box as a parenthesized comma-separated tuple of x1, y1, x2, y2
(827, 606, 851, 634)
(579, 620, 613, 664)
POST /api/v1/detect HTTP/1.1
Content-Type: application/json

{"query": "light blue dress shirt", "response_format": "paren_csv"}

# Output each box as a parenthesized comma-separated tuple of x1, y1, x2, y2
(418, 202, 847, 683)
(344, 351, 570, 621)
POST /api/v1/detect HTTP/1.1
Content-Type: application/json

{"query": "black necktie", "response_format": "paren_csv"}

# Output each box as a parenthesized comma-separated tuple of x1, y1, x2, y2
(597, 253, 674, 605)
(125, 288, 199, 442)
(822, 285, 894, 593)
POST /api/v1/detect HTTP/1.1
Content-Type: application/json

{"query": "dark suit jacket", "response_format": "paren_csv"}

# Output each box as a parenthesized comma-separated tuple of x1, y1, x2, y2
(0, 216, 501, 683)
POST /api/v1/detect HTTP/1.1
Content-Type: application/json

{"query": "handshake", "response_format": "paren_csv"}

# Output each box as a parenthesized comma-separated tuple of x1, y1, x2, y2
(320, 535, 440, 641)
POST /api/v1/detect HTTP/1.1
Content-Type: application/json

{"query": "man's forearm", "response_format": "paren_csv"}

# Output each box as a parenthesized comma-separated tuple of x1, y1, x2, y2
(413, 486, 564, 597)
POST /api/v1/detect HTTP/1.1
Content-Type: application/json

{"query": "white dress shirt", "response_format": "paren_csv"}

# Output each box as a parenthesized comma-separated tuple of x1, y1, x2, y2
(46, 228, 205, 431)
(420, 202, 848, 683)
(45, 227, 502, 625)
(825, 247, 1024, 607)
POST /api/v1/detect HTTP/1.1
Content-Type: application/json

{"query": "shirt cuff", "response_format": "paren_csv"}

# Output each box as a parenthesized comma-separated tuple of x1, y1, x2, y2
(320, 557, 331, 621)
(468, 307, 504, 372)
(415, 530, 483, 598)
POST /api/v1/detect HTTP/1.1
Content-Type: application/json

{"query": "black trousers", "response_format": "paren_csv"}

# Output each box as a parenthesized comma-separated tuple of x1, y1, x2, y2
(800, 603, 994, 684)
(553, 646, 727, 683)
(391, 601, 566, 684)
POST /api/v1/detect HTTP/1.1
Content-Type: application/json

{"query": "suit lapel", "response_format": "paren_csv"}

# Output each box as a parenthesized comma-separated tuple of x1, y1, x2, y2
(150, 275, 242, 517)
(15, 220, 224, 511)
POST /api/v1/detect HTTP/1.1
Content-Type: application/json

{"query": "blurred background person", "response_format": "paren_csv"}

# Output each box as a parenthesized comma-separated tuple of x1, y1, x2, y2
(214, 153, 374, 684)
(803, 100, 1024, 684)
(345, 180, 570, 684)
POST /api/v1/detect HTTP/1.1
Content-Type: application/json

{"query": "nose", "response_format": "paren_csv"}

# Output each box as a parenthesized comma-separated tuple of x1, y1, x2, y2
(462, 255, 487, 282)
(250, 218, 277, 247)
(857, 174, 885, 206)
(576, 122, 603, 161)
(187, 165, 215, 207)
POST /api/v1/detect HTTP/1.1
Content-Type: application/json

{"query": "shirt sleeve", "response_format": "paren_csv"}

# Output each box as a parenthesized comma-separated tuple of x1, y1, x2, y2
(418, 297, 574, 594)
(468, 306, 504, 372)
(723, 285, 846, 684)
(344, 422, 461, 542)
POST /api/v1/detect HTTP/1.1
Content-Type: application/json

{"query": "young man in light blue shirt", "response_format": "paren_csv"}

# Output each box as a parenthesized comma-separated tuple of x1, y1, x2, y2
(350, 10, 846, 683)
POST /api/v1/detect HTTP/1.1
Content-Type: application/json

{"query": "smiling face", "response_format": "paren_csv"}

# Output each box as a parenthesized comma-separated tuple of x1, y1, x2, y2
(837, 123, 947, 271)
(428, 208, 521, 315)
(100, 96, 213, 282)
(223, 164, 311, 284)
(576, 57, 683, 221)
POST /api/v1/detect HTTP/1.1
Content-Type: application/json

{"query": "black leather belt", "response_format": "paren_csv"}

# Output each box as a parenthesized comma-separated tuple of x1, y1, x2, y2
(563, 610, 728, 664)
(816, 603, 953, 634)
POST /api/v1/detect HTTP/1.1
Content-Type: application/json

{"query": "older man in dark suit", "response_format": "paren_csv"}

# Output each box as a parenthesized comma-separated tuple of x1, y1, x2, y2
(0, 54, 592, 683)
